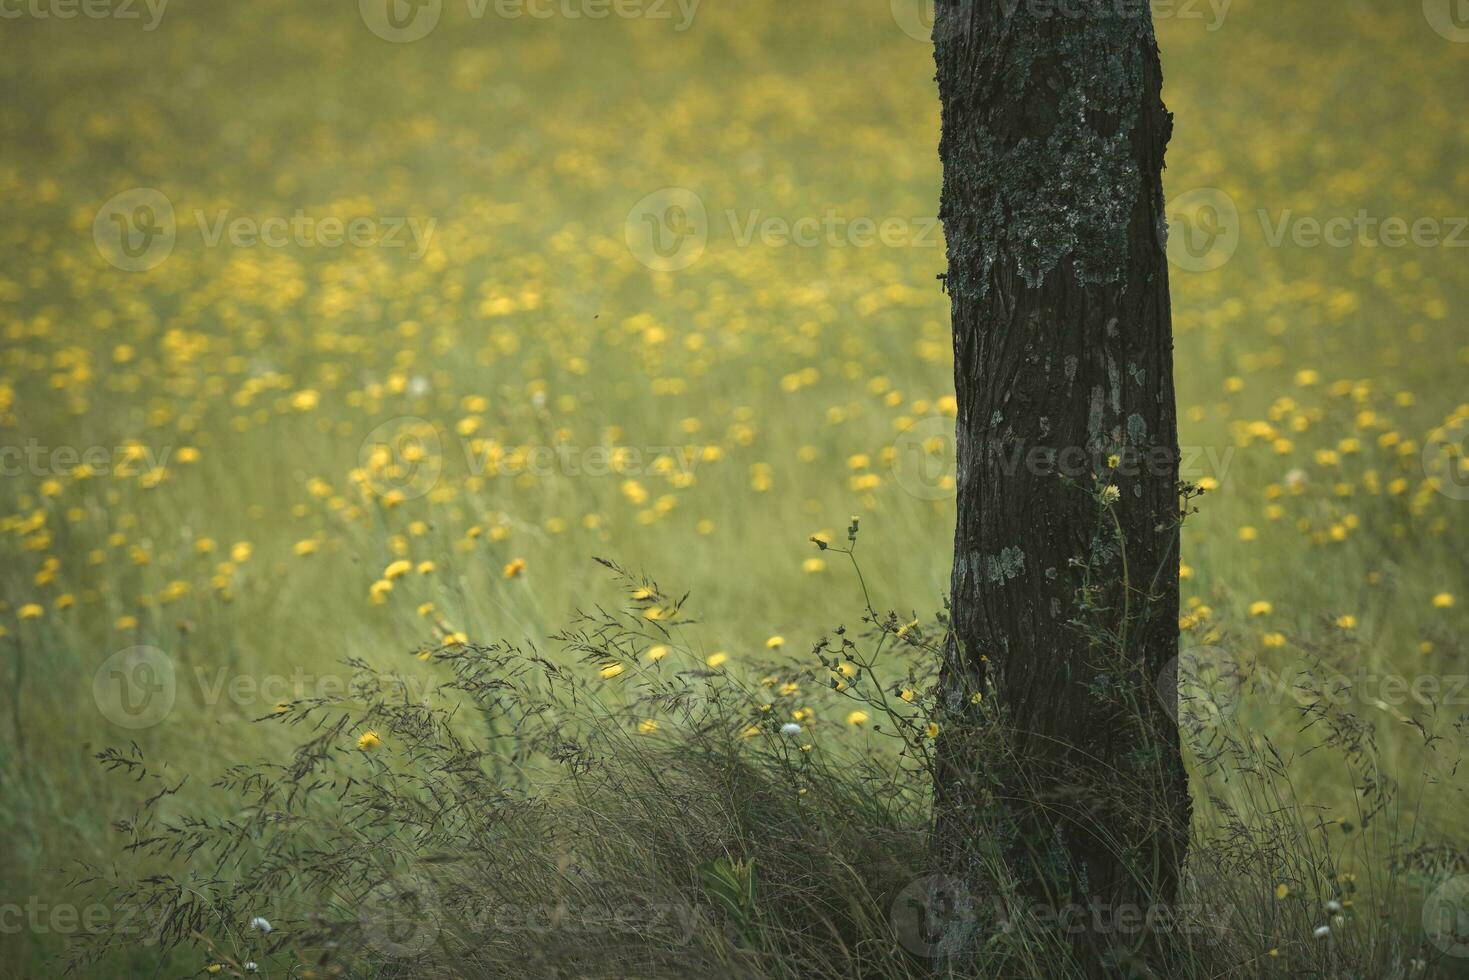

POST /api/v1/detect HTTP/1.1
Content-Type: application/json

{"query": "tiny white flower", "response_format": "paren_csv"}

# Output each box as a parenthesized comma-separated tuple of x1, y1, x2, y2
(780, 722, 802, 736)
(1313, 924, 1330, 939)
(244, 963, 258, 974)
(1332, 914, 1345, 929)
(249, 916, 272, 934)
(1325, 899, 1342, 913)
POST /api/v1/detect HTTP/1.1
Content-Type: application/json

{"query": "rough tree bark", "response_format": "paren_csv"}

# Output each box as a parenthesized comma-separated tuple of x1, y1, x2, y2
(929, 0, 1190, 972)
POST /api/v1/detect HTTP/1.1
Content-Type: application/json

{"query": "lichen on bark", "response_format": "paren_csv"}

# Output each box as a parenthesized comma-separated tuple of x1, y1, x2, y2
(937, 11, 1158, 299)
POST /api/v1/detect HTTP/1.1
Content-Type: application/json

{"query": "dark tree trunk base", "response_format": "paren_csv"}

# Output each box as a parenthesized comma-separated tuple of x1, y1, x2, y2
(929, 1, 1190, 973)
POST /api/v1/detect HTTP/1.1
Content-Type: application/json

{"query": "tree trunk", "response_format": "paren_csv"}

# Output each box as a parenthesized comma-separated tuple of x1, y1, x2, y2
(929, 1, 1190, 973)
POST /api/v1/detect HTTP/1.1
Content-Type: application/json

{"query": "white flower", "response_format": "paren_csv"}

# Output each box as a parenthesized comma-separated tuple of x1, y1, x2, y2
(1325, 899, 1342, 912)
(249, 916, 272, 934)
(1313, 924, 1330, 939)
(244, 963, 258, 974)
(780, 722, 802, 736)
(1332, 915, 1345, 929)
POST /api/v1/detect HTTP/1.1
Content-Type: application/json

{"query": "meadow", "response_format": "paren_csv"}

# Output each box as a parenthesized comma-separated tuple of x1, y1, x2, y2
(1, 0, 1468, 975)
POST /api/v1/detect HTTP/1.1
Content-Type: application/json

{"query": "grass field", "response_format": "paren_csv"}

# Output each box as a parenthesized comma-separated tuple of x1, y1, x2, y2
(2, 0, 1468, 975)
